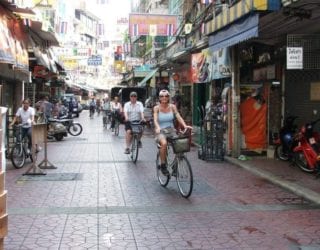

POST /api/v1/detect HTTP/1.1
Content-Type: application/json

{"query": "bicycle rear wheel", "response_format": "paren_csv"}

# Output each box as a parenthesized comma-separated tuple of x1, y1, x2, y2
(131, 136, 139, 163)
(11, 144, 26, 169)
(156, 152, 170, 187)
(176, 156, 193, 198)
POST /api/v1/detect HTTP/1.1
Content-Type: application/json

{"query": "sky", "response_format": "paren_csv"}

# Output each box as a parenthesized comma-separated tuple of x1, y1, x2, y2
(86, 0, 131, 40)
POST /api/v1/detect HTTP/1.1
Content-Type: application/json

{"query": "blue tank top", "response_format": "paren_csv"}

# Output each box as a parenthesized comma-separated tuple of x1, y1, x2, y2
(158, 110, 174, 129)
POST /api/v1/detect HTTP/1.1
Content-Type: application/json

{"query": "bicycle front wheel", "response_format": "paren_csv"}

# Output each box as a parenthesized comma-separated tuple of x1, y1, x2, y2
(156, 152, 170, 187)
(131, 136, 139, 163)
(176, 156, 193, 198)
(11, 144, 26, 169)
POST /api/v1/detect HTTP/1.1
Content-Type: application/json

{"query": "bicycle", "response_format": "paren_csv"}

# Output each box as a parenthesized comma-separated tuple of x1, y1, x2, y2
(130, 121, 145, 163)
(112, 111, 122, 136)
(10, 124, 35, 169)
(156, 129, 193, 198)
(102, 110, 112, 128)
(89, 106, 95, 118)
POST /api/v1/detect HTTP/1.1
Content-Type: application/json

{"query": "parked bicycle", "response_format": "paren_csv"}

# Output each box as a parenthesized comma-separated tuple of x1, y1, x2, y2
(130, 121, 145, 163)
(156, 129, 193, 198)
(10, 124, 36, 169)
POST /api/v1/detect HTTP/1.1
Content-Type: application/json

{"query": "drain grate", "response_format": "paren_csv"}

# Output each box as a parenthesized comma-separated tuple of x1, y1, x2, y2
(17, 173, 83, 182)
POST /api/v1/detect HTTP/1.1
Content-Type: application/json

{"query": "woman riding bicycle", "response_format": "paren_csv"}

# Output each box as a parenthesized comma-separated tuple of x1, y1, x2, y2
(110, 96, 123, 131)
(153, 89, 192, 175)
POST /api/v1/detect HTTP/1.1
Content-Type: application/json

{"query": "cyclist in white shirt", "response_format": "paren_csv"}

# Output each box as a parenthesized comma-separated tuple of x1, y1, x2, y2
(123, 91, 145, 154)
(10, 99, 35, 151)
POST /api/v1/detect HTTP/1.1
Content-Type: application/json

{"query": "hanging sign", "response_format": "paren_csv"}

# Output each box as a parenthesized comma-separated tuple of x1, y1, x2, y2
(287, 47, 303, 69)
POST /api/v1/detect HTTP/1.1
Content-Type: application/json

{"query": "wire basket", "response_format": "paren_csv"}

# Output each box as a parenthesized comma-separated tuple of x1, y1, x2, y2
(131, 125, 143, 134)
(171, 136, 190, 154)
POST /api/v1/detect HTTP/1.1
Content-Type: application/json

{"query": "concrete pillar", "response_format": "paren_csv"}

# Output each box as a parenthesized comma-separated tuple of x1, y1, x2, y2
(231, 46, 241, 157)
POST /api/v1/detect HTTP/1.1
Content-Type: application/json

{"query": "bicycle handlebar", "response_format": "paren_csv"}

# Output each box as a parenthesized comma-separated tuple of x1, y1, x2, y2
(13, 122, 29, 127)
(130, 120, 146, 126)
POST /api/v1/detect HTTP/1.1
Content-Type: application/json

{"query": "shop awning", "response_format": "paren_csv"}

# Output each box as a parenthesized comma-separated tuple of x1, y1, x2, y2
(209, 14, 259, 52)
(33, 47, 51, 69)
(29, 21, 60, 47)
(138, 68, 158, 87)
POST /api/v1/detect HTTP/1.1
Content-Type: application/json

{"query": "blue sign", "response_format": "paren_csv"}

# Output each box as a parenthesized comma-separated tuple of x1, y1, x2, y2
(88, 55, 102, 66)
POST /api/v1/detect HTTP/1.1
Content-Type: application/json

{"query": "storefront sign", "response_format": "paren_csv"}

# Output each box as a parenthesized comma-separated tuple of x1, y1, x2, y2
(212, 48, 231, 79)
(191, 50, 212, 83)
(88, 55, 102, 66)
(287, 47, 303, 69)
(129, 14, 177, 37)
(33, 65, 49, 79)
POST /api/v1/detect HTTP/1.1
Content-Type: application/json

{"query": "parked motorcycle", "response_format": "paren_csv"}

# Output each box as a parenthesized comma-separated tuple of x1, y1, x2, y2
(47, 118, 68, 141)
(273, 116, 298, 161)
(292, 118, 320, 174)
(57, 115, 83, 136)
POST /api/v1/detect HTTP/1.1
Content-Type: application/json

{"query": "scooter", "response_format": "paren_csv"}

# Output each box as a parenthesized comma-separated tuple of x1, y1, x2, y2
(47, 118, 68, 141)
(273, 116, 298, 161)
(56, 115, 83, 136)
(292, 118, 320, 175)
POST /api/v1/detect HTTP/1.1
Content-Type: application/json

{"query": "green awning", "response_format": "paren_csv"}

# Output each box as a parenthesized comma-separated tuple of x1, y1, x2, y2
(137, 68, 158, 87)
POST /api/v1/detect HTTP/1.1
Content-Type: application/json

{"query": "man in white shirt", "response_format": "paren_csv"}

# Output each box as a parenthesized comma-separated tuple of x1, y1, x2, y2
(10, 99, 35, 151)
(123, 91, 145, 154)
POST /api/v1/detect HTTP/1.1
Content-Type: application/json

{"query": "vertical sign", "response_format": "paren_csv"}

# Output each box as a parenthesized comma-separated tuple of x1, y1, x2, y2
(287, 47, 303, 69)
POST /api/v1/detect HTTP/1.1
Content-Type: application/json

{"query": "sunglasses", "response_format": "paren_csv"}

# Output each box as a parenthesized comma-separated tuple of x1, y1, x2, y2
(159, 95, 169, 97)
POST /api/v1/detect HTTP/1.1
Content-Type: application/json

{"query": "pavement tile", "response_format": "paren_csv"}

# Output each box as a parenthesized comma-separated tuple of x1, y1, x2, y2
(4, 111, 320, 249)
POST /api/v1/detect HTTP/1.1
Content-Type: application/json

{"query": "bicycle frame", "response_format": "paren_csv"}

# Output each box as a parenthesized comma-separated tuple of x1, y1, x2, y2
(11, 125, 31, 169)
(130, 122, 144, 163)
(156, 130, 193, 198)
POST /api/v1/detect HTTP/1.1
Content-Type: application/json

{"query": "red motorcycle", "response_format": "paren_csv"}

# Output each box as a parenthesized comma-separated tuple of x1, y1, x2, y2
(292, 118, 320, 175)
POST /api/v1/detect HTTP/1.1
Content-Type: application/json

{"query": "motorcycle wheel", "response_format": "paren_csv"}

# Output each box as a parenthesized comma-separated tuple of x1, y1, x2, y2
(294, 152, 315, 173)
(275, 145, 290, 161)
(54, 134, 64, 141)
(68, 123, 83, 136)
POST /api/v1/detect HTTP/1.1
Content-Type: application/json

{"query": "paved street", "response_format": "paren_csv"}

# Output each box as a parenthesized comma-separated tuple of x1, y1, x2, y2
(4, 111, 320, 250)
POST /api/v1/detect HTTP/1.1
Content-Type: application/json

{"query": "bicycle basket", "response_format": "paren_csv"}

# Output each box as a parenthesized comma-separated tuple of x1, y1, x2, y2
(171, 136, 190, 153)
(131, 125, 143, 133)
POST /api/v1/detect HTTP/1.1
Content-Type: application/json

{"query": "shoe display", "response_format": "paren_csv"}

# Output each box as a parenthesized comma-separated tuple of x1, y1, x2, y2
(124, 148, 130, 154)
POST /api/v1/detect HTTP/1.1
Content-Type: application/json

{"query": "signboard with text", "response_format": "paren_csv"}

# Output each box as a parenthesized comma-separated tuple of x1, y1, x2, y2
(287, 47, 303, 69)
(87, 55, 102, 66)
(129, 14, 178, 37)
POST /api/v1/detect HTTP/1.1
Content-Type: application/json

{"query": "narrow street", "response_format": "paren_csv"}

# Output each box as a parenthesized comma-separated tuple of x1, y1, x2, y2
(5, 111, 320, 250)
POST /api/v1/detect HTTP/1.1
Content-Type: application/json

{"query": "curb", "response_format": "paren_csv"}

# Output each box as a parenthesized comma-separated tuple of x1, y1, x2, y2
(225, 156, 320, 205)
